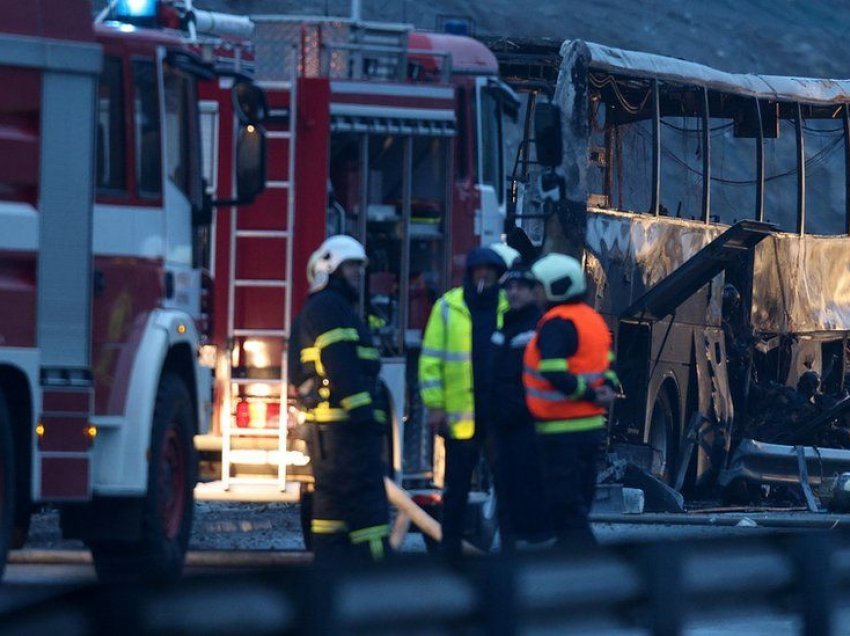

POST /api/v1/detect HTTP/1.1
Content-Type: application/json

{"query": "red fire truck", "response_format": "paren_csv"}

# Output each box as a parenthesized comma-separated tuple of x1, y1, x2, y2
(193, 11, 518, 531)
(0, 0, 264, 579)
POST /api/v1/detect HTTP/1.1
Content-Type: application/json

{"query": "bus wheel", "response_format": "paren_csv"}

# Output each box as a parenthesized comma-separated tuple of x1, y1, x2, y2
(90, 373, 197, 582)
(649, 390, 677, 485)
(299, 482, 314, 551)
(0, 392, 14, 580)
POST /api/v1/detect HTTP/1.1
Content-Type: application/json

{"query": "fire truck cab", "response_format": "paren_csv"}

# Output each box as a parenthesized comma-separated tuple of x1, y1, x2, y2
(0, 0, 264, 580)
(195, 13, 517, 541)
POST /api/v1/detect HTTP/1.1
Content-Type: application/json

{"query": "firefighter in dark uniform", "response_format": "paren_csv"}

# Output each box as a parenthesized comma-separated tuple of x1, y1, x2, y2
(289, 235, 390, 563)
(484, 262, 551, 550)
(522, 253, 618, 548)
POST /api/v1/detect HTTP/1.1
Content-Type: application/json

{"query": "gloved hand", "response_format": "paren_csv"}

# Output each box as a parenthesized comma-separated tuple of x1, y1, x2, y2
(602, 370, 622, 393)
(589, 385, 617, 408)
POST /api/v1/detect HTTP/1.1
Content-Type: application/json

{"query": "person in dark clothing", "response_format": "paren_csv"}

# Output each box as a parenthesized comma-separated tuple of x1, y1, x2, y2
(523, 253, 618, 549)
(289, 235, 390, 564)
(484, 263, 551, 550)
(420, 244, 516, 558)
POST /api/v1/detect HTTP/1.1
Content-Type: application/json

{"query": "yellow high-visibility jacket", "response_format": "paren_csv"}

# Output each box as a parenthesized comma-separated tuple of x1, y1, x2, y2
(419, 286, 508, 439)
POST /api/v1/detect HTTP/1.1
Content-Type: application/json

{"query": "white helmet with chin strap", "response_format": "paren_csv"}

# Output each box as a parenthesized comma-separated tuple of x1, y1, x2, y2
(307, 234, 368, 292)
(531, 253, 586, 302)
(489, 242, 521, 270)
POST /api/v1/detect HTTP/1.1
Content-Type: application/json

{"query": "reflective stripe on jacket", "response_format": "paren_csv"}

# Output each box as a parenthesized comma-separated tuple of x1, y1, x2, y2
(419, 286, 508, 439)
(522, 303, 612, 432)
(290, 281, 384, 425)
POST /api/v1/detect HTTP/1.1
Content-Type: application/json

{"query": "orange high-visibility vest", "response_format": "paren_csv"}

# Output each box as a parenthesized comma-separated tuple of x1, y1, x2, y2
(523, 303, 612, 432)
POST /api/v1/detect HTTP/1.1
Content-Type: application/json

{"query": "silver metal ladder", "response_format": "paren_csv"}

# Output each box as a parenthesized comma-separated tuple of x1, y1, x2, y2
(221, 72, 297, 492)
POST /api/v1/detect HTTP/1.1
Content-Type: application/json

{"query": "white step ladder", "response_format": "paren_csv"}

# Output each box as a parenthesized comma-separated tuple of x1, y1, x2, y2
(221, 72, 298, 493)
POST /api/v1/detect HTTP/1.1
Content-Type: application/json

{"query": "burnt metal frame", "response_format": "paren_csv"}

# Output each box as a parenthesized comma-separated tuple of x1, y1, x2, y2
(755, 97, 765, 222)
(649, 88, 821, 232)
(844, 104, 850, 235)
(701, 87, 711, 223)
(795, 102, 806, 235)
(651, 79, 661, 216)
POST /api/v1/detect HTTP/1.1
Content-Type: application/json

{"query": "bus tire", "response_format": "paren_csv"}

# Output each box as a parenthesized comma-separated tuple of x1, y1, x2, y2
(649, 389, 677, 485)
(0, 392, 14, 580)
(90, 373, 196, 582)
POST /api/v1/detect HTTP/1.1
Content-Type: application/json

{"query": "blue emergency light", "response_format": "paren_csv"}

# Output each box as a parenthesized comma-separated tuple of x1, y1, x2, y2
(443, 19, 470, 36)
(114, 0, 159, 24)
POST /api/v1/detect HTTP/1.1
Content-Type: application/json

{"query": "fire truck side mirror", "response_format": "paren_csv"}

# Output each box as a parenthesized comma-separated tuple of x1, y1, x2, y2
(233, 81, 267, 126)
(236, 124, 267, 204)
(534, 102, 563, 168)
(193, 185, 214, 227)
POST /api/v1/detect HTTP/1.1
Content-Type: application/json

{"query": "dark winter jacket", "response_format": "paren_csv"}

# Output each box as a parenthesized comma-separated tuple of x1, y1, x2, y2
(463, 279, 502, 429)
(485, 303, 541, 428)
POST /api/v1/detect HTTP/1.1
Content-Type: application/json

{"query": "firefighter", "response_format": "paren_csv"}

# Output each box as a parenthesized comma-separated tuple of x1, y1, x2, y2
(522, 253, 618, 548)
(419, 244, 516, 557)
(289, 235, 390, 563)
(484, 262, 551, 550)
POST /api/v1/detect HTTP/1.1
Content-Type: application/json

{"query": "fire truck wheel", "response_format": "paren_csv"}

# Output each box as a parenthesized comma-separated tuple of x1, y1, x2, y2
(299, 482, 314, 550)
(90, 373, 197, 582)
(11, 512, 31, 550)
(10, 396, 31, 549)
(0, 392, 15, 580)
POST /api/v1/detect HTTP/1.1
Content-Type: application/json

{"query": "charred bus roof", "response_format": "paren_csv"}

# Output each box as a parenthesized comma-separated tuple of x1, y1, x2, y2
(565, 39, 850, 107)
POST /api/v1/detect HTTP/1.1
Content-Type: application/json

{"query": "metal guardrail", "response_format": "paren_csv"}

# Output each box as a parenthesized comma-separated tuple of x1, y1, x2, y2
(3, 531, 849, 635)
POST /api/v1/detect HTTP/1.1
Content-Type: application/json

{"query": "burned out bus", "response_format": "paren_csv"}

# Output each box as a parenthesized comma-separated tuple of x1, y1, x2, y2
(497, 39, 850, 500)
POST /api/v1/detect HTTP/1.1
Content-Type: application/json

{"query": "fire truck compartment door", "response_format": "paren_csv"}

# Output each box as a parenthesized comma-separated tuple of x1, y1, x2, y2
(620, 220, 774, 322)
(38, 55, 100, 369)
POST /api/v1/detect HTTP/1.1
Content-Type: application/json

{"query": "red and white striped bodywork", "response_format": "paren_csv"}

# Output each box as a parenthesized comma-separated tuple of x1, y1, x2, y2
(0, 2, 211, 507)
(199, 16, 516, 495)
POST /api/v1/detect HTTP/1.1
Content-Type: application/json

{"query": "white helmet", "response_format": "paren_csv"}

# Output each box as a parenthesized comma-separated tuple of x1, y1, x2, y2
(307, 235, 368, 292)
(531, 253, 586, 302)
(489, 242, 521, 269)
